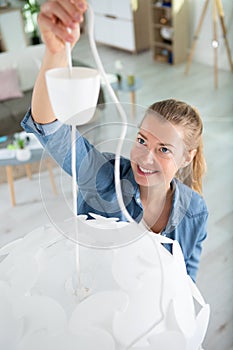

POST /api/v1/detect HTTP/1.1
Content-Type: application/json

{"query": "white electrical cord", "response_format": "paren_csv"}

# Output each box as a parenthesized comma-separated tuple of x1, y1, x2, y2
(65, 28, 77, 217)
(86, 5, 134, 223)
(65, 28, 81, 289)
(65, 28, 73, 77)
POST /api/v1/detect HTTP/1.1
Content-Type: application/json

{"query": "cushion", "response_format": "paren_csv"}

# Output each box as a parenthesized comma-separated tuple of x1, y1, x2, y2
(0, 44, 45, 92)
(0, 68, 23, 101)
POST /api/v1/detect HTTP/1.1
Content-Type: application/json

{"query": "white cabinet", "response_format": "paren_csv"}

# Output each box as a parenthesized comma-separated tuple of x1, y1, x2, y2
(89, 0, 150, 53)
(0, 8, 28, 51)
(90, 0, 133, 20)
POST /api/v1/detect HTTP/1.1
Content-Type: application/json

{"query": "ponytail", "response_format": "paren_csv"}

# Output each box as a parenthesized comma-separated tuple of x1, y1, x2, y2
(191, 136, 206, 194)
(176, 137, 206, 195)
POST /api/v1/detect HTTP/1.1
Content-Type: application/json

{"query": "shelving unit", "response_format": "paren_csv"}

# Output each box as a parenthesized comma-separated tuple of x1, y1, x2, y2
(149, 0, 188, 64)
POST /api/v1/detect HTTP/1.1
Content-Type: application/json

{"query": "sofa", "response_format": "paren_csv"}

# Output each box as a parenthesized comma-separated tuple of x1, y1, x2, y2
(0, 44, 105, 137)
(0, 44, 44, 136)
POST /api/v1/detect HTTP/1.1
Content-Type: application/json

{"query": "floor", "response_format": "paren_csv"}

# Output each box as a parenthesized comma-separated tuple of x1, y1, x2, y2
(0, 34, 233, 350)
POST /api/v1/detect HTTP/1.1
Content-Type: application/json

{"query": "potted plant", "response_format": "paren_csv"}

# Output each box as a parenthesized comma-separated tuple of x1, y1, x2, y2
(21, 0, 41, 45)
(7, 134, 31, 161)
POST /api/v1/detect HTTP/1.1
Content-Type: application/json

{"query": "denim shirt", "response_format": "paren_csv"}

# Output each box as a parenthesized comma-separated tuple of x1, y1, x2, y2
(21, 110, 208, 282)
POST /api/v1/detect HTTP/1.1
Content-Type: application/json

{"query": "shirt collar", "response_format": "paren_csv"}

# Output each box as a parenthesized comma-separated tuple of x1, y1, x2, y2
(127, 169, 192, 232)
(165, 178, 192, 233)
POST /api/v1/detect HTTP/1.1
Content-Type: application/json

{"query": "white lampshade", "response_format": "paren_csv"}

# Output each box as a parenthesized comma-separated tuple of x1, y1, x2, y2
(0, 215, 210, 350)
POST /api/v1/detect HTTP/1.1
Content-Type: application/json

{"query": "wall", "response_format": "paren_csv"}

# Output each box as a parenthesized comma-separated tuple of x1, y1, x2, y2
(9, 0, 45, 6)
(188, 0, 233, 71)
(8, 0, 233, 71)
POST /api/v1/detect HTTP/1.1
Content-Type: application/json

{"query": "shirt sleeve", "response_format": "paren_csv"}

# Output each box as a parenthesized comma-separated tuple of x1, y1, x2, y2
(21, 108, 64, 139)
(21, 108, 114, 188)
(185, 210, 208, 282)
(21, 108, 79, 175)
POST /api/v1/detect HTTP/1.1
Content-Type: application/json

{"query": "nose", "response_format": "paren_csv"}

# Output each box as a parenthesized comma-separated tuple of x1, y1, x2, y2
(142, 149, 154, 165)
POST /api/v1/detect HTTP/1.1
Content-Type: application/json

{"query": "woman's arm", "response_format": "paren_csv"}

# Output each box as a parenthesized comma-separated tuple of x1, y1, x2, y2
(31, 0, 87, 124)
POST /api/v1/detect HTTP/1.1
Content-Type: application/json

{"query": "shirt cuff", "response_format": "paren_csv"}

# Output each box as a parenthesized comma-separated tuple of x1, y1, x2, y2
(21, 108, 63, 136)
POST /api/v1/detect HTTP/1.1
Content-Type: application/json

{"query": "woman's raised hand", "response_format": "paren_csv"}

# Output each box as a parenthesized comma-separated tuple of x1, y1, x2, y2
(38, 0, 87, 53)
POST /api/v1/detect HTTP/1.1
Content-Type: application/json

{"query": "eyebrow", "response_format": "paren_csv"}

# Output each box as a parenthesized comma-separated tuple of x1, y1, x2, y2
(137, 131, 148, 140)
(137, 131, 176, 149)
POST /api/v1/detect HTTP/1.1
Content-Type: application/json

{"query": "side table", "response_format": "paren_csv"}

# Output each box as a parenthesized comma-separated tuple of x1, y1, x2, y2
(0, 148, 57, 206)
(111, 77, 142, 118)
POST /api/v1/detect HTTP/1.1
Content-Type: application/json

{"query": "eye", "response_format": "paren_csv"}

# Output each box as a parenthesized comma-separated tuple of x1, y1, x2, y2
(137, 137, 146, 145)
(159, 146, 170, 154)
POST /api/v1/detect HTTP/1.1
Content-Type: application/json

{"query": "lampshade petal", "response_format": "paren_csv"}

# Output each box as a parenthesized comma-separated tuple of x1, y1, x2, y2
(14, 295, 68, 337)
(0, 253, 39, 295)
(69, 290, 128, 333)
(19, 327, 115, 350)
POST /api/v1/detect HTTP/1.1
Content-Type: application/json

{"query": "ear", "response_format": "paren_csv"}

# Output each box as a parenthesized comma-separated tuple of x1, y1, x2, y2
(181, 149, 197, 168)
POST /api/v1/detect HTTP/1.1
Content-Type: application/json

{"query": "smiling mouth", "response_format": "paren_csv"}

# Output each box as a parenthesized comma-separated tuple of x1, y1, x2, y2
(137, 165, 158, 175)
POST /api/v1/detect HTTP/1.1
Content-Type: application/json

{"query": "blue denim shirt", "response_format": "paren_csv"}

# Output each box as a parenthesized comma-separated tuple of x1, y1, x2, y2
(21, 110, 208, 282)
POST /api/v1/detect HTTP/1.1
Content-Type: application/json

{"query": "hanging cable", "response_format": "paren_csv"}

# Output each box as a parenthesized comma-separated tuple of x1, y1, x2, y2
(86, 5, 134, 223)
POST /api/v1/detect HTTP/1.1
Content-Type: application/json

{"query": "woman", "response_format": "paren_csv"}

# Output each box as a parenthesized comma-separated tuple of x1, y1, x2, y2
(21, 0, 208, 282)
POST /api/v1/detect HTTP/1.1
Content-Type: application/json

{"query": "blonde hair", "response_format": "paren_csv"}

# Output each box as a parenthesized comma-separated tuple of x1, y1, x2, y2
(145, 99, 206, 195)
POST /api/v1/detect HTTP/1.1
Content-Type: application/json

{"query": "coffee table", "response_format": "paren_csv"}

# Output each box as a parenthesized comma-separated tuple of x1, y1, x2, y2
(0, 141, 57, 206)
(111, 77, 142, 118)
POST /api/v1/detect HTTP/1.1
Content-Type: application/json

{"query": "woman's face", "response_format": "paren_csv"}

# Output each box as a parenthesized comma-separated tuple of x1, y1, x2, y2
(130, 114, 188, 189)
